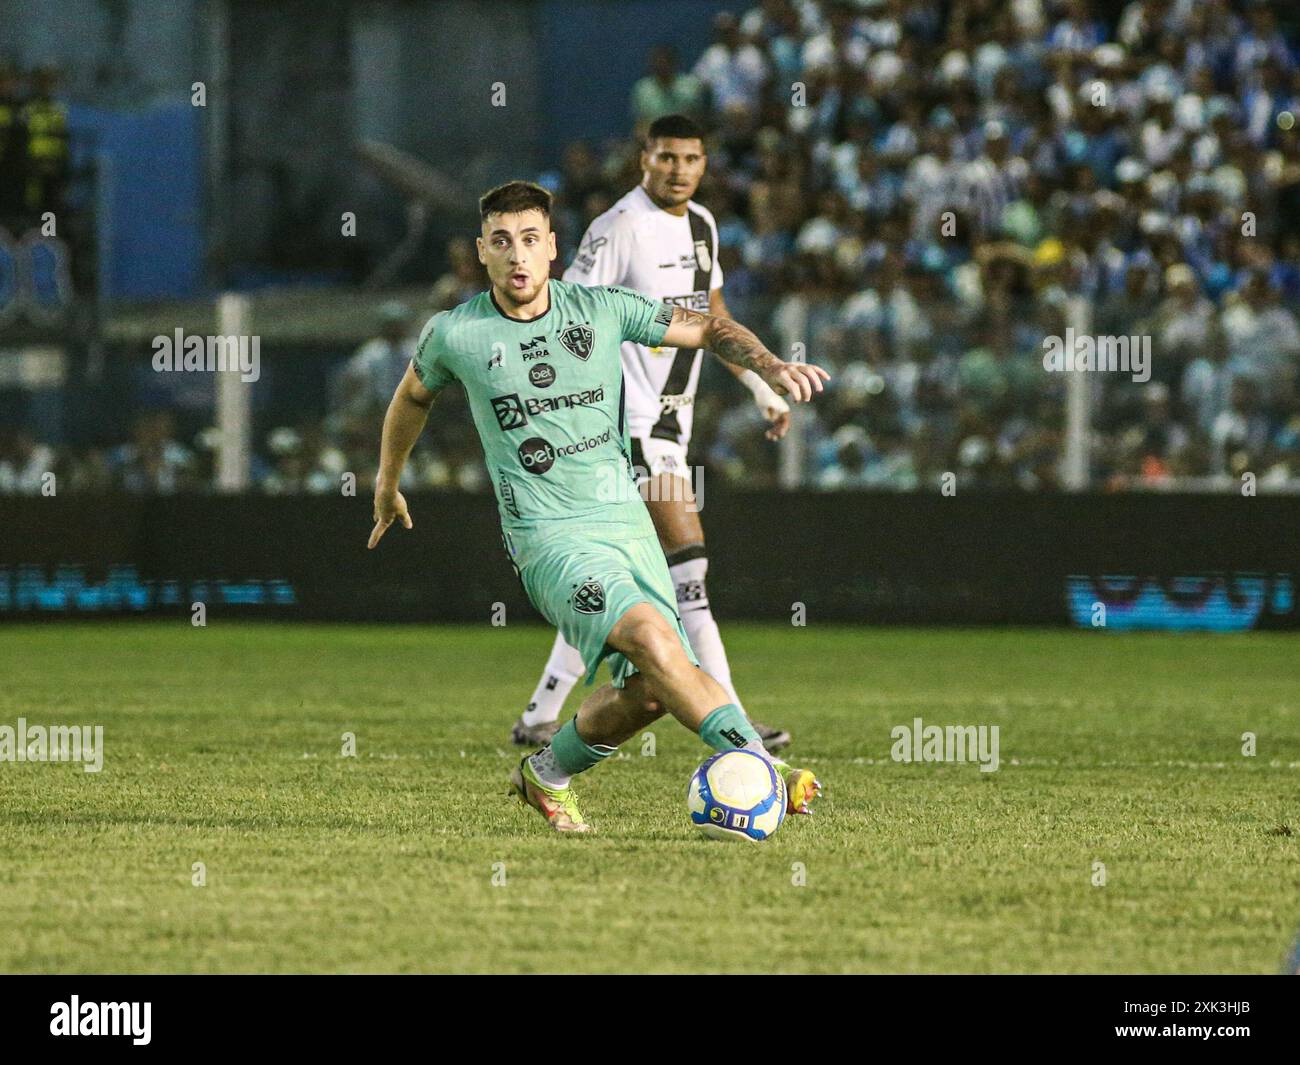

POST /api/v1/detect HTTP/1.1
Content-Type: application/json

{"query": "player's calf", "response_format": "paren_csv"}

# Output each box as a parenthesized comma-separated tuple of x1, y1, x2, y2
(572, 676, 664, 748)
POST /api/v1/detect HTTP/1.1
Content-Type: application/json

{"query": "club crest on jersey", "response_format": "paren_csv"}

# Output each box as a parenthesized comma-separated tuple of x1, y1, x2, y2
(559, 323, 595, 361)
(488, 349, 504, 371)
(571, 580, 605, 615)
(693, 239, 712, 272)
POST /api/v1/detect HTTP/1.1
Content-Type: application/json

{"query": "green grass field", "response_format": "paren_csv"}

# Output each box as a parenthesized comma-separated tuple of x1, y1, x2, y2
(1, 622, 1296, 974)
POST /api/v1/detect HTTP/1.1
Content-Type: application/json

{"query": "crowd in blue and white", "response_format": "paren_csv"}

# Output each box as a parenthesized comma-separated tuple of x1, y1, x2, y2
(573, 0, 1300, 491)
(4, 0, 1297, 495)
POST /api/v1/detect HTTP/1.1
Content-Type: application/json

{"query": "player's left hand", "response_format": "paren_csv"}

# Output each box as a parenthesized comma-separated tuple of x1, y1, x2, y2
(763, 361, 830, 404)
(368, 488, 412, 549)
(763, 406, 791, 441)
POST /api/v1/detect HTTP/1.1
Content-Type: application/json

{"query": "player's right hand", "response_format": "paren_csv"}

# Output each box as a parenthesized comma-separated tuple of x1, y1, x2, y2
(368, 488, 413, 549)
(763, 361, 830, 403)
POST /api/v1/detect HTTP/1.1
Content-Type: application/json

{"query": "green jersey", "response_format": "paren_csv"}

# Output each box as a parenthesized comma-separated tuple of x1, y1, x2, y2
(413, 280, 673, 531)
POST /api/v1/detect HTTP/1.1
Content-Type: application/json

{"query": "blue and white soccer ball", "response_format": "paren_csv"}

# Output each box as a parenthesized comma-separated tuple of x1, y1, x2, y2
(687, 749, 787, 842)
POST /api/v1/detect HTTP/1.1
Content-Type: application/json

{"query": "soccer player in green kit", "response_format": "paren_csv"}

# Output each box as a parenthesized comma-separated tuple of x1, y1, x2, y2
(368, 181, 828, 833)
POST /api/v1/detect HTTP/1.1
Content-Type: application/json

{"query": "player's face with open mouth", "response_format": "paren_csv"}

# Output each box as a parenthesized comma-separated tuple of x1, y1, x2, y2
(641, 137, 706, 208)
(478, 209, 557, 305)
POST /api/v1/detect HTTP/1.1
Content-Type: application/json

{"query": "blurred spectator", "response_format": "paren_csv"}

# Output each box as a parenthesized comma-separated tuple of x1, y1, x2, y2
(1151, 264, 1215, 361)
(692, 13, 769, 116)
(1210, 375, 1273, 475)
(630, 45, 707, 129)
(429, 238, 483, 311)
(329, 301, 415, 436)
(0, 427, 54, 494)
(1220, 270, 1300, 407)
(259, 425, 347, 495)
(107, 411, 195, 494)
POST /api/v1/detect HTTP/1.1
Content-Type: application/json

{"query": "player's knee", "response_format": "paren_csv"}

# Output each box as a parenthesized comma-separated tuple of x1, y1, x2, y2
(619, 613, 683, 675)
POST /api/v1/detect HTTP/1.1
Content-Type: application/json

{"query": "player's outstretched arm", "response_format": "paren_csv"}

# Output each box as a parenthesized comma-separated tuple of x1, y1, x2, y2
(368, 362, 438, 549)
(708, 289, 791, 440)
(661, 305, 830, 403)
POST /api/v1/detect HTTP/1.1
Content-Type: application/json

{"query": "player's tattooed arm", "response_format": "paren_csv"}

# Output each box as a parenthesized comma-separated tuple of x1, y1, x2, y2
(708, 288, 792, 441)
(369, 363, 438, 549)
(665, 305, 777, 373)
(662, 305, 831, 403)
(706, 289, 747, 381)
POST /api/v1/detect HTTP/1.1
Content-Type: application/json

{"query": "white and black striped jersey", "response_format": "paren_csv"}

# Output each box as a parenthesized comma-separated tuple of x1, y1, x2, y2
(562, 184, 723, 446)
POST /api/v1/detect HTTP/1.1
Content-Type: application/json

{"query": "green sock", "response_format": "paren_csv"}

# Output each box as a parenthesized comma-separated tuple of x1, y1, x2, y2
(549, 718, 617, 777)
(698, 704, 763, 754)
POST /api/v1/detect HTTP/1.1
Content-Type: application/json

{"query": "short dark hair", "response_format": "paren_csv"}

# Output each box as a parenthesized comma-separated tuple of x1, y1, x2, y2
(479, 180, 552, 224)
(646, 114, 705, 147)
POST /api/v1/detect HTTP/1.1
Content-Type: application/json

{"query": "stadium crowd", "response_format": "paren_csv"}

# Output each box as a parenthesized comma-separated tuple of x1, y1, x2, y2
(4, 0, 1299, 495)
(598, 0, 1300, 492)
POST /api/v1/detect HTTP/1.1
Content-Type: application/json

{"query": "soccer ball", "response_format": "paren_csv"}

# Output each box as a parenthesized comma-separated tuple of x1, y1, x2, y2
(687, 749, 787, 843)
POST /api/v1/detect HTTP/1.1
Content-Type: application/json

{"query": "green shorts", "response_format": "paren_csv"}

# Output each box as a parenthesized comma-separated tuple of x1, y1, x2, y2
(502, 517, 698, 689)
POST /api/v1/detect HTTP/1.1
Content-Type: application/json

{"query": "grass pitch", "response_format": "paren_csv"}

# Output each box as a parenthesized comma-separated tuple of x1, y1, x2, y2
(1, 623, 1296, 974)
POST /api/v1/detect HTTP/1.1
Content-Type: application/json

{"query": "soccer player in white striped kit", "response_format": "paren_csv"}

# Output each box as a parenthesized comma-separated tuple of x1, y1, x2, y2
(510, 114, 794, 753)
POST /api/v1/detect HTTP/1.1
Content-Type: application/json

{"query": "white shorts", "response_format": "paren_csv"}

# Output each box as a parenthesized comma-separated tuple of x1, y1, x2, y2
(629, 435, 689, 485)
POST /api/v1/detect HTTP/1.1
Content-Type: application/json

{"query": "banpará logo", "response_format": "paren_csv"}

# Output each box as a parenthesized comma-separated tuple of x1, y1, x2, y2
(151, 327, 260, 383)
(491, 394, 528, 431)
(891, 716, 1000, 773)
(525, 386, 603, 415)
(1042, 328, 1150, 383)
(492, 388, 605, 430)
(528, 364, 556, 388)
(50, 996, 150, 1045)
(0, 718, 103, 773)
